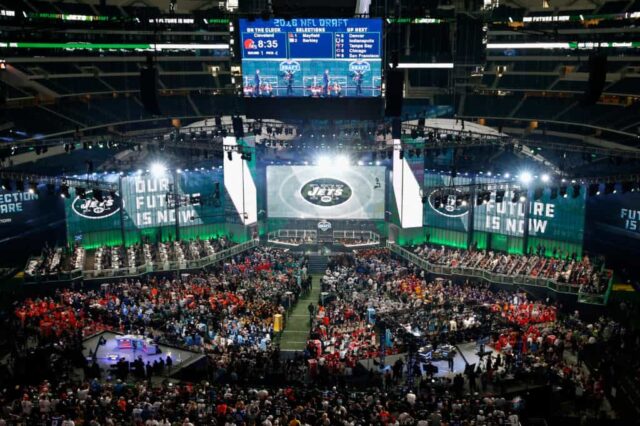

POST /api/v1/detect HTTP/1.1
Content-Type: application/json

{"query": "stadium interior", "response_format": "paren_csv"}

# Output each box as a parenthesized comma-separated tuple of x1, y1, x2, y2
(1, 0, 640, 424)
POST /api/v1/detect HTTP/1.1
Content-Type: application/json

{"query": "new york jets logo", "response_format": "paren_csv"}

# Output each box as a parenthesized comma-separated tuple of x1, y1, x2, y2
(71, 191, 121, 219)
(301, 178, 352, 207)
(428, 188, 470, 218)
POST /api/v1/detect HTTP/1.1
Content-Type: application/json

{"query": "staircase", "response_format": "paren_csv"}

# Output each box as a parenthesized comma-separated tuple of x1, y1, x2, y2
(307, 255, 328, 274)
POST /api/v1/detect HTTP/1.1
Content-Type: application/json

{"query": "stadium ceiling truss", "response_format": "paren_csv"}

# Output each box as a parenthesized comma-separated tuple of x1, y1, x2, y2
(4, 120, 640, 161)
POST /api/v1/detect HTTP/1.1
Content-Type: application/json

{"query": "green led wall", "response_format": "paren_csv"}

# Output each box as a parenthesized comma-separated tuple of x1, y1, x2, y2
(527, 236, 582, 258)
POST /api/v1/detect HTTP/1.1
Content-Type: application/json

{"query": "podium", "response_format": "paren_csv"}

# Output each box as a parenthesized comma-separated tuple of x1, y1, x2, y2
(274, 314, 283, 332)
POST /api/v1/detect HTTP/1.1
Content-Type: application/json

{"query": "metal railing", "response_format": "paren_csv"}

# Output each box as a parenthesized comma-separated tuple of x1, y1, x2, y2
(267, 229, 318, 245)
(387, 242, 610, 305)
(24, 239, 259, 284)
(333, 230, 381, 247)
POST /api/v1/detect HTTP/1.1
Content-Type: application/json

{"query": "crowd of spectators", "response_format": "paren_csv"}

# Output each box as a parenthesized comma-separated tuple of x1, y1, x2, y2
(3, 245, 630, 424)
(25, 237, 234, 277)
(412, 244, 610, 294)
(24, 246, 64, 276)
(305, 249, 618, 420)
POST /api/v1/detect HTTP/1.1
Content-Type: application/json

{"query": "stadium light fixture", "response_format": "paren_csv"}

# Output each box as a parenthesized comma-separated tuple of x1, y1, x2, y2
(336, 155, 351, 168)
(150, 162, 167, 177)
(28, 182, 38, 194)
(317, 155, 332, 168)
(519, 171, 533, 185)
(541, 174, 550, 183)
(393, 63, 454, 69)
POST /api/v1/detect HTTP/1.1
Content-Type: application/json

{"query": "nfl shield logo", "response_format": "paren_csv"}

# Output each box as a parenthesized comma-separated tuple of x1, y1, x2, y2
(317, 220, 332, 232)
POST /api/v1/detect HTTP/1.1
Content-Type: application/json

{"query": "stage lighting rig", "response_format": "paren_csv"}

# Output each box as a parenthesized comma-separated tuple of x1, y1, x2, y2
(93, 189, 104, 202)
(26, 182, 38, 194)
(60, 184, 70, 199)
(76, 187, 87, 199)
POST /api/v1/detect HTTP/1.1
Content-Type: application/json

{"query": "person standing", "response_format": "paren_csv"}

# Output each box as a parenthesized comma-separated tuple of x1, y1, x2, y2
(253, 69, 261, 97)
(322, 70, 330, 97)
(308, 303, 315, 326)
(448, 349, 456, 372)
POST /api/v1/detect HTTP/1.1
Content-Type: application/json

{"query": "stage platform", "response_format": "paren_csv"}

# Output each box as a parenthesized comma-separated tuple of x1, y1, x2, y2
(82, 331, 204, 377)
(359, 342, 500, 379)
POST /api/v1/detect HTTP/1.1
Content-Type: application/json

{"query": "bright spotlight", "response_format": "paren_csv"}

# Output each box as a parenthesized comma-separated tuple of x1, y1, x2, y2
(336, 155, 350, 168)
(504, 173, 511, 179)
(150, 162, 167, 177)
(316, 156, 332, 168)
(541, 174, 550, 183)
(519, 171, 533, 184)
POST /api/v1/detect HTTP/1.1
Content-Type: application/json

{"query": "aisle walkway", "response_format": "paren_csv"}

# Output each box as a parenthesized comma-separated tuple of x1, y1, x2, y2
(279, 274, 321, 351)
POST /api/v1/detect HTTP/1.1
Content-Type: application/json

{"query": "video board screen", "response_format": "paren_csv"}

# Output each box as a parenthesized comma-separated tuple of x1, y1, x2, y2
(267, 166, 386, 219)
(65, 170, 225, 247)
(239, 18, 382, 97)
(423, 172, 586, 243)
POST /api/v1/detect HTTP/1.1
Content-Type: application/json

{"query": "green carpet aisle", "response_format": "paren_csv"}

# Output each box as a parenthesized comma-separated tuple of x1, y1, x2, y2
(279, 274, 321, 351)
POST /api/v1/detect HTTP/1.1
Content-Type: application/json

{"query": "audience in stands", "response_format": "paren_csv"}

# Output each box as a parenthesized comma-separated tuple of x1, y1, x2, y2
(3, 246, 624, 424)
(412, 244, 609, 294)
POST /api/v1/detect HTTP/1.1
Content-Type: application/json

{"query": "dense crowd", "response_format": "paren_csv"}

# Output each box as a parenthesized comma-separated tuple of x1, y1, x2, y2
(12, 247, 305, 382)
(412, 244, 610, 294)
(2, 246, 630, 424)
(25, 237, 234, 276)
(307, 249, 618, 419)
(25, 246, 64, 276)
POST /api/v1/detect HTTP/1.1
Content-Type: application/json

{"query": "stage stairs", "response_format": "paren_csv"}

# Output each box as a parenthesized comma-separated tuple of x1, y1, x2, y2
(307, 255, 328, 274)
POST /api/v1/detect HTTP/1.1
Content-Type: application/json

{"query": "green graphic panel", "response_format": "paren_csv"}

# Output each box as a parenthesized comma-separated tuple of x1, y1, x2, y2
(65, 170, 227, 248)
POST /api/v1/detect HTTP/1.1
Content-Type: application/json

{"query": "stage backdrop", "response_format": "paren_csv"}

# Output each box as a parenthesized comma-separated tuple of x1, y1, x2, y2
(0, 185, 66, 264)
(585, 187, 640, 269)
(422, 172, 586, 256)
(65, 170, 228, 249)
(267, 165, 386, 219)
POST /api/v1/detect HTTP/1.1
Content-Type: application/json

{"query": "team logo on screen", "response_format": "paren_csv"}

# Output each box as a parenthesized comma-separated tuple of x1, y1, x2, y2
(244, 39, 256, 50)
(428, 188, 470, 218)
(349, 60, 371, 73)
(301, 178, 352, 206)
(71, 191, 121, 220)
(279, 60, 301, 73)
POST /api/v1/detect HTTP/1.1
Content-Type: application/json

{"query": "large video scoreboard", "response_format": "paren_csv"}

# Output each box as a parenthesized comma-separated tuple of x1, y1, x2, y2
(239, 18, 382, 97)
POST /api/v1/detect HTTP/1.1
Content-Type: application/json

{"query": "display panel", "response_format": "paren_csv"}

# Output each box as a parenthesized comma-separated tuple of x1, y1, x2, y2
(585, 187, 640, 266)
(422, 172, 586, 244)
(0, 186, 65, 263)
(423, 173, 472, 232)
(267, 166, 385, 219)
(239, 18, 382, 97)
(65, 170, 225, 248)
(473, 178, 525, 237)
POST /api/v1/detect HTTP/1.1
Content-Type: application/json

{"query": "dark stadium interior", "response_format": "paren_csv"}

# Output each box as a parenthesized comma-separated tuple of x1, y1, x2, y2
(1, 0, 640, 425)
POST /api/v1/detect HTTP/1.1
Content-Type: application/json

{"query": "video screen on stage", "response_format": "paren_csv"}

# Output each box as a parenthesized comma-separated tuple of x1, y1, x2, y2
(239, 18, 382, 97)
(267, 166, 386, 219)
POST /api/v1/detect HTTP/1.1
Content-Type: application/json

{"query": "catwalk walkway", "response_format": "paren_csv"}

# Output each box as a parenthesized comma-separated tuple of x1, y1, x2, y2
(279, 274, 321, 351)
